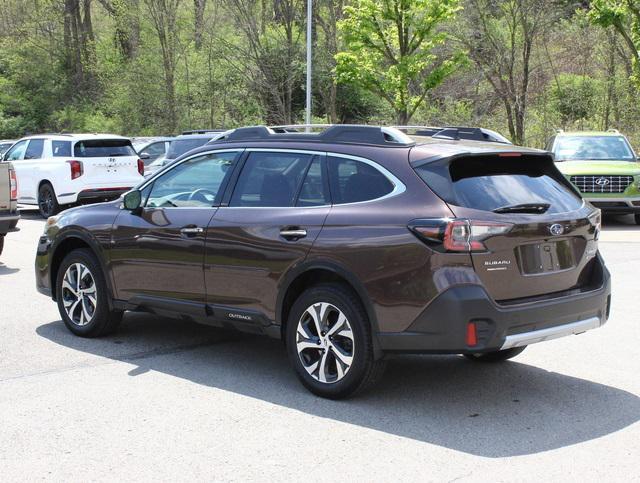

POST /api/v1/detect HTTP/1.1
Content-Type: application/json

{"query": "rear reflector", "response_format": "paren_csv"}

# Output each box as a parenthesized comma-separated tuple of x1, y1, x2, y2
(137, 159, 144, 176)
(466, 322, 478, 346)
(9, 167, 17, 200)
(67, 160, 83, 180)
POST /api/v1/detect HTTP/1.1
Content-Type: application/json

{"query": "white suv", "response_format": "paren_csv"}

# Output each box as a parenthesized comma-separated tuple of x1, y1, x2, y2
(4, 134, 143, 217)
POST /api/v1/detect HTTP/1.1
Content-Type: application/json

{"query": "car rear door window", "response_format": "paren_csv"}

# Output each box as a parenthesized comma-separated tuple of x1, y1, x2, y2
(74, 139, 136, 157)
(230, 151, 314, 207)
(52, 141, 72, 157)
(146, 151, 239, 208)
(296, 157, 329, 207)
(328, 156, 394, 204)
(24, 139, 44, 159)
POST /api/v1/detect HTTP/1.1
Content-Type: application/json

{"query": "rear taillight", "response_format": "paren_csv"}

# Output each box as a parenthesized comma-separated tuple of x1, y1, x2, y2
(67, 160, 83, 180)
(137, 159, 144, 176)
(409, 219, 513, 252)
(8, 167, 17, 200)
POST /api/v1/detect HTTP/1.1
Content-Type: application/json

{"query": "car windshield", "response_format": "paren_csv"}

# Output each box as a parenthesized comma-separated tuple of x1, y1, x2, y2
(166, 138, 211, 159)
(554, 136, 635, 161)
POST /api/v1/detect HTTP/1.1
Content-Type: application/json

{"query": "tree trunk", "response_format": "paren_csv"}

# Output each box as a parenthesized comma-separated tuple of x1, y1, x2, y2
(194, 0, 206, 50)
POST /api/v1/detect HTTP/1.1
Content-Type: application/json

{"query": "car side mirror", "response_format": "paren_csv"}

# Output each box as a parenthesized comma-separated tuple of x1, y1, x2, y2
(140, 152, 151, 160)
(123, 189, 142, 211)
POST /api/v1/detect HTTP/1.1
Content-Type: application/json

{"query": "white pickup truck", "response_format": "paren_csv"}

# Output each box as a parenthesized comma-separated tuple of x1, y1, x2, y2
(4, 134, 144, 218)
(0, 161, 19, 257)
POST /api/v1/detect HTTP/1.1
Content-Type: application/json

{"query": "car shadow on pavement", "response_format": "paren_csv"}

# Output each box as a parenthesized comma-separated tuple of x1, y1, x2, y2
(37, 314, 640, 458)
(0, 263, 19, 275)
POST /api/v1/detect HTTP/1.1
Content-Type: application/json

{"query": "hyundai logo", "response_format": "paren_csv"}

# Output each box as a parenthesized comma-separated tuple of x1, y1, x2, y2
(595, 177, 610, 186)
(549, 224, 565, 236)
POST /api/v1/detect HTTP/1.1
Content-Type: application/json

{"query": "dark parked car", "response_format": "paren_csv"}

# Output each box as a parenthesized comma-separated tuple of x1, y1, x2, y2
(36, 125, 611, 399)
(144, 132, 224, 177)
(132, 137, 174, 165)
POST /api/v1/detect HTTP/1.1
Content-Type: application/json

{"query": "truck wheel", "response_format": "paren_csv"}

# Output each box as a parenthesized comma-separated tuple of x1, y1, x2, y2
(286, 283, 386, 399)
(38, 183, 60, 218)
(56, 248, 122, 337)
(464, 346, 526, 362)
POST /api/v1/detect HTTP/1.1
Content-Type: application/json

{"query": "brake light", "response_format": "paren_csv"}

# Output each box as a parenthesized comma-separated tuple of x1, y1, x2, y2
(8, 167, 17, 200)
(410, 219, 513, 252)
(137, 158, 144, 176)
(67, 160, 83, 180)
(588, 209, 601, 241)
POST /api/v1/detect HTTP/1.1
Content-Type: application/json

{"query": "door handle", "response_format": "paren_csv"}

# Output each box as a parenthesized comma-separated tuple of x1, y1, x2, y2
(180, 226, 204, 236)
(280, 228, 307, 240)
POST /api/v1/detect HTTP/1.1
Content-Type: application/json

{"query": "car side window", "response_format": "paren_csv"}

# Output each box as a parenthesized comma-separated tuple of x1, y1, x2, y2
(145, 142, 166, 156)
(230, 151, 314, 207)
(24, 139, 45, 159)
(296, 157, 329, 207)
(52, 141, 72, 157)
(146, 151, 239, 208)
(327, 156, 394, 204)
(5, 140, 28, 161)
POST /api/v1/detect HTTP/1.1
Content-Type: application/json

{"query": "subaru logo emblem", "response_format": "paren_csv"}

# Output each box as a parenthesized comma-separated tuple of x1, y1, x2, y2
(549, 224, 564, 236)
(595, 177, 610, 186)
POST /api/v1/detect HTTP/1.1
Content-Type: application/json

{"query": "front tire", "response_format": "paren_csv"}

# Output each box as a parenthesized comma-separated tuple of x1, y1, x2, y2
(56, 248, 122, 337)
(38, 182, 60, 218)
(286, 283, 385, 399)
(464, 346, 526, 362)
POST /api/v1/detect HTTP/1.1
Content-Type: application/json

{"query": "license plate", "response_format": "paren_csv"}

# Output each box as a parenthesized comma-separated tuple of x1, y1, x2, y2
(518, 240, 576, 275)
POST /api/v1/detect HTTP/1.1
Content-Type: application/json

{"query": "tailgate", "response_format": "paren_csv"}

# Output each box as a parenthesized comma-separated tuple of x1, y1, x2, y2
(413, 151, 601, 302)
(74, 138, 142, 183)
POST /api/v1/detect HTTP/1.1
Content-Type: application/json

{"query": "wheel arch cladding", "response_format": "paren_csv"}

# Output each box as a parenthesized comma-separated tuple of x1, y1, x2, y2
(277, 263, 381, 348)
(50, 235, 108, 300)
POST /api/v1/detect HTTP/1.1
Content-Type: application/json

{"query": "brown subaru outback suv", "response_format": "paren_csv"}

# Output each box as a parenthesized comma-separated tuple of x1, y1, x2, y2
(36, 125, 611, 399)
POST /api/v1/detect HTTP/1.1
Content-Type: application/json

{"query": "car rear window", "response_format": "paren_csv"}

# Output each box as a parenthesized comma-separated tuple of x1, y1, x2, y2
(74, 139, 136, 157)
(166, 138, 211, 159)
(52, 141, 72, 157)
(414, 155, 583, 214)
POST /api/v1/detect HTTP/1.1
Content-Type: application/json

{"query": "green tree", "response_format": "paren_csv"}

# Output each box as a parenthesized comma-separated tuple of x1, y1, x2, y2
(589, 0, 640, 87)
(335, 0, 466, 124)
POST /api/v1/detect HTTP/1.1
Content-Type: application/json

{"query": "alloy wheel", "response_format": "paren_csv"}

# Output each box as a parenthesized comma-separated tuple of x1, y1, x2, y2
(296, 302, 355, 384)
(39, 188, 53, 216)
(61, 263, 97, 326)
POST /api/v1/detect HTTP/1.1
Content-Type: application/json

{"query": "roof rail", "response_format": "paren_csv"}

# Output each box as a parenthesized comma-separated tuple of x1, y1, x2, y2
(607, 128, 620, 134)
(212, 124, 415, 146)
(393, 126, 512, 144)
(181, 129, 225, 135)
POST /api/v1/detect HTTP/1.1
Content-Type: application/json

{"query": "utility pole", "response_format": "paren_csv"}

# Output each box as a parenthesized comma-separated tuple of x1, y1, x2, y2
(305, 0, 312, 130)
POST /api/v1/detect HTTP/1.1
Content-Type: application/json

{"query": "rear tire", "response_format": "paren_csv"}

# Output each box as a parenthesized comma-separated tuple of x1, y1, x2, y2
(38, 182, 60, 218)
(0, 235, 4, 257)
(56, 248, 122, 337)
(464, 346, 526, 362)
(635, 214, 640, 225)
(286, 283, 385, 399)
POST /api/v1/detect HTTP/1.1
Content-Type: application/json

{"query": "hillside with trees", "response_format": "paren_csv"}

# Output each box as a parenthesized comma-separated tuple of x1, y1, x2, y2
(0, 0, 639, 148)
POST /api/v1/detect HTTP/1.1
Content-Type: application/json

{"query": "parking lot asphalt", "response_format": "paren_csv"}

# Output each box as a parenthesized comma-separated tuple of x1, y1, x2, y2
(1, 209, 639, 482)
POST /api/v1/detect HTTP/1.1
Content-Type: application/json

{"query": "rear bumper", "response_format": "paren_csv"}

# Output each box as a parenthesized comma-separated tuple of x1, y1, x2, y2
(378, 254, 611, 354)
(0, 211, 20, 235)
(76, 188, 131, 203)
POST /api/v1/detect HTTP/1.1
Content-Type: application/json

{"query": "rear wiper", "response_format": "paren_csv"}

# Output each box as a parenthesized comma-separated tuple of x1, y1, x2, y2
(493, 203, 551, 214)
